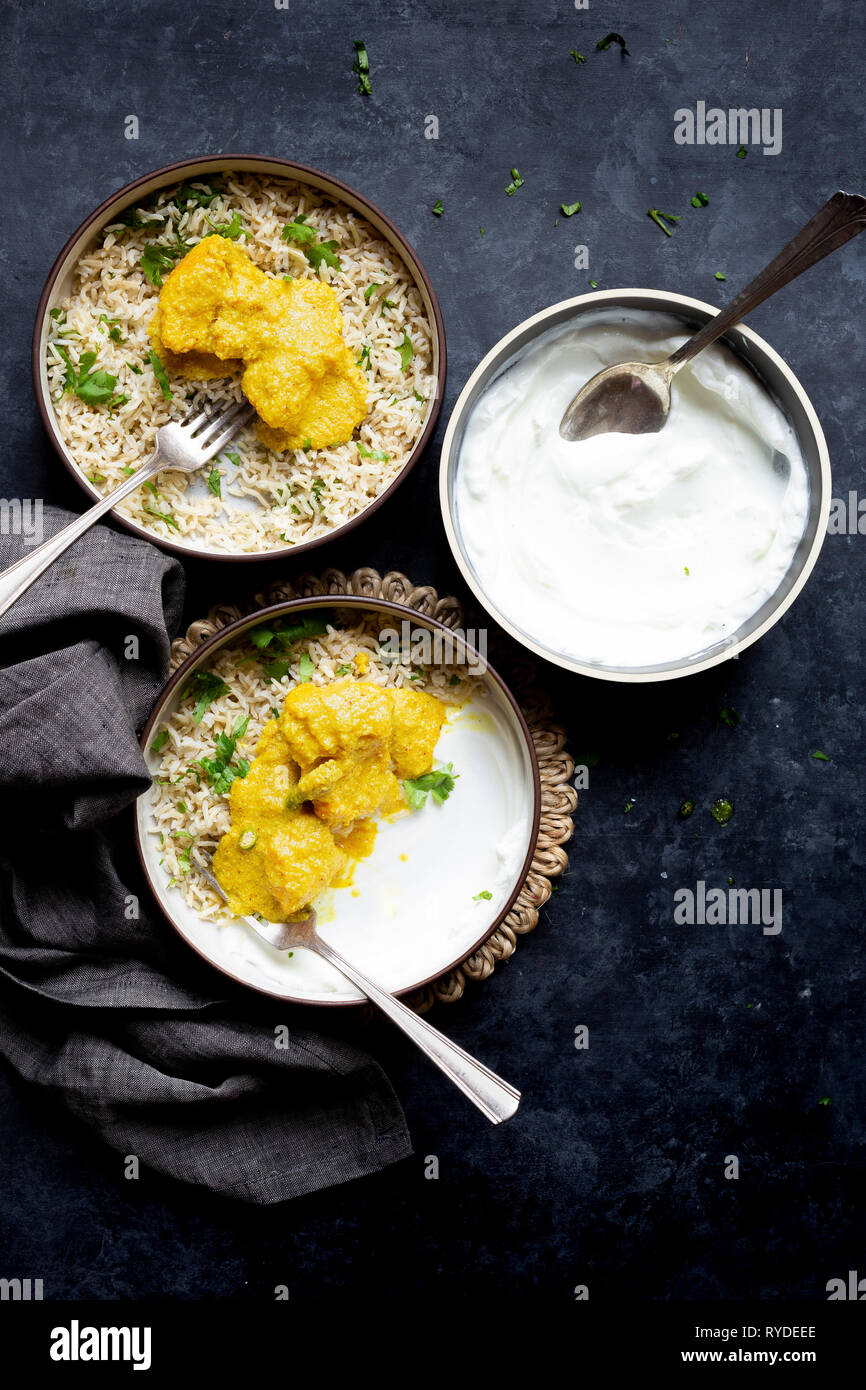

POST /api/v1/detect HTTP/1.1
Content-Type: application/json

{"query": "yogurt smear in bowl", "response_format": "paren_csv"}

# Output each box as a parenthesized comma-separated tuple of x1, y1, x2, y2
(454, 309, 810, 669)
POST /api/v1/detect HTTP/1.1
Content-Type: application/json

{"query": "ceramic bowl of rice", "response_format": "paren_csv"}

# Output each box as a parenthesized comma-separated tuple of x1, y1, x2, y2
(33, 155, 445, 560)
(135, 596, 540, 1006)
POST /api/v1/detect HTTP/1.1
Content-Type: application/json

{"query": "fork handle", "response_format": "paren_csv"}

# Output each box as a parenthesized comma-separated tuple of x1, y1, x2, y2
(0, 448, 162, 621)
(666, 189, 866, 372)
(312, 937, 521, 1124)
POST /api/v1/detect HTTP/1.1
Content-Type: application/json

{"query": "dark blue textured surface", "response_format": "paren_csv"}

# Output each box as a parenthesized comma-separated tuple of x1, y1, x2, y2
(1, 0, 865, 1302)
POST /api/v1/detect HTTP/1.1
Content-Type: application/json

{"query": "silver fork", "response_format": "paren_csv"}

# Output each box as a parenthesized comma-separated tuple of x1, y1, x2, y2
(0, 399, 256, 620)
(194, 850, 521, 1124)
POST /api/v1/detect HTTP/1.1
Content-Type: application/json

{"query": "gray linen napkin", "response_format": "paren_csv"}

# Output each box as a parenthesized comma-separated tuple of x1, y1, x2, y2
(0, 507, 411, 1202)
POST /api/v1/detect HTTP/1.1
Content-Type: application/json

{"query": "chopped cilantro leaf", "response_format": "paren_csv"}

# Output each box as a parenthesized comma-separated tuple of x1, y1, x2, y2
(208, 210, 245, 239)
(282, 215, 317, 247)
(397, 331, 414, 371)
(720, 707, 740, 728)
(569, 50, 586, 64)
(432, 199, 444, 217)
(298, 652, 315, 683)
(357, 443, 390, 461)
(207, 467, 222, 498)
(811, 750, 830, 761)
(690, 191, 709, 208)
(402, 762, 458, 810)
(183, 669, 230, 723)
(505, 167, 524, 196)
(199, 715, 250, 795)
(714, 271, 726, 280)
(142, 505, 179, 530)
(473, 889, 493, 901)
(141, 241, 185, 287)
(561, 200, 582, 217)
(364, 282, 382, 301)
(147, 348, 172, 400)
(150, 730, 168, 753)
(736, 145, 748, 158)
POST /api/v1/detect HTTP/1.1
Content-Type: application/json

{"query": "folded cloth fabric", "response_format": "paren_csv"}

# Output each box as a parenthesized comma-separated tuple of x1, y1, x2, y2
(0, 507, 411, 1202)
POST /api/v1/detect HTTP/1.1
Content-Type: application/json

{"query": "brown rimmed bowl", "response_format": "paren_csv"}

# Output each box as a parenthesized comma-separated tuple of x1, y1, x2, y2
(134, 595, 541, 1006)
(33, 154, 446, 562)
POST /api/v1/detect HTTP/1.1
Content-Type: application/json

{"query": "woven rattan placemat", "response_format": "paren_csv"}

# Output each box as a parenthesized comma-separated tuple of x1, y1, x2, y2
(169, 567, 577, 1013)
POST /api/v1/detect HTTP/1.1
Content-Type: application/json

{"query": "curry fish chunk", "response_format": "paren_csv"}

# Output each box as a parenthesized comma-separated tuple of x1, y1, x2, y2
(150, 235, 368, 451)
(389, 688, 447, 780)
(262, 813, 344, 918)
(280, 680, 394, 770)
(213, 679, 449, 920)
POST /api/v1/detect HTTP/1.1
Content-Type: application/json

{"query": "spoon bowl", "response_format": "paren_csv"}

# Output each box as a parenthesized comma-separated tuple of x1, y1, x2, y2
(559, 359, 673, 441)
(560, 190, 866, 443)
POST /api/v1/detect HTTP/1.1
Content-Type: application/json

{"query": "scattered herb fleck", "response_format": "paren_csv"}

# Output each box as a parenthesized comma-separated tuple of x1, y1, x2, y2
(569, 50, 586, 64)
(207, 467, 222, 499)
(432, 199, 444, 217)
(352, 39, 371, 95)
(589, 279, 598, 288)
(711, 797, 734, 825)
(679, 799, 695, 819)
(561, 200, 582, 217)
(714, 271, 726, 280)
(151, 731, 168, 753)
(624, 799, 635, 813)
(473, 890, 493, 901)
(720, 707, 740, 728)
(505, 167, 524, 196)
(736, 145, 748, 158)
(690, 191, 709, 208)
(358, 443, 390, 461)
(648, 207, 681, 237)
(596, 32, 630, 55)
(811, 750, 830, 761)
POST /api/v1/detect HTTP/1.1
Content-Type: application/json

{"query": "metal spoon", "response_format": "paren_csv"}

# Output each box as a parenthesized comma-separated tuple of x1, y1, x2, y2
(560, 189, 866, 443)
(193, 851, 521, 1124)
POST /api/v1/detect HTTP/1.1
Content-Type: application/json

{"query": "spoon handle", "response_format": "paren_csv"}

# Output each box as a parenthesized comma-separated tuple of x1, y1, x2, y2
(667, 189, 866, 371)
(311, 935, 521, 1124)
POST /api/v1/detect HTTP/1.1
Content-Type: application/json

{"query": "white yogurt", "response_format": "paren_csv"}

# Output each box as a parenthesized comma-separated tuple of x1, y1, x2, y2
(455, 310, 810, 668)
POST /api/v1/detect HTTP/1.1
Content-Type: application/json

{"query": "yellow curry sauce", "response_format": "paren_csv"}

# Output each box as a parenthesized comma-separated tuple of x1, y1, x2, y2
(149, 235, 368, 451)
(213, 680, 447, 919)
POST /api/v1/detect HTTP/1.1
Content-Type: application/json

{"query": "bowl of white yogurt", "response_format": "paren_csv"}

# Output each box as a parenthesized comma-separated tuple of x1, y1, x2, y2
(440, 291, 830, 681)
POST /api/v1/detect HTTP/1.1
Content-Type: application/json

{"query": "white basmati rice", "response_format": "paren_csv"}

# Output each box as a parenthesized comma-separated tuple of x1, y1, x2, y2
(46, 173, 435, 553)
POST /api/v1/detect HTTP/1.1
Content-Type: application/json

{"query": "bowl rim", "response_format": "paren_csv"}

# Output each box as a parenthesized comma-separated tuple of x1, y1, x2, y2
(32, 152, 447, 563)
(134, 593, 543, 1006)
(439, 287, 832, 683)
